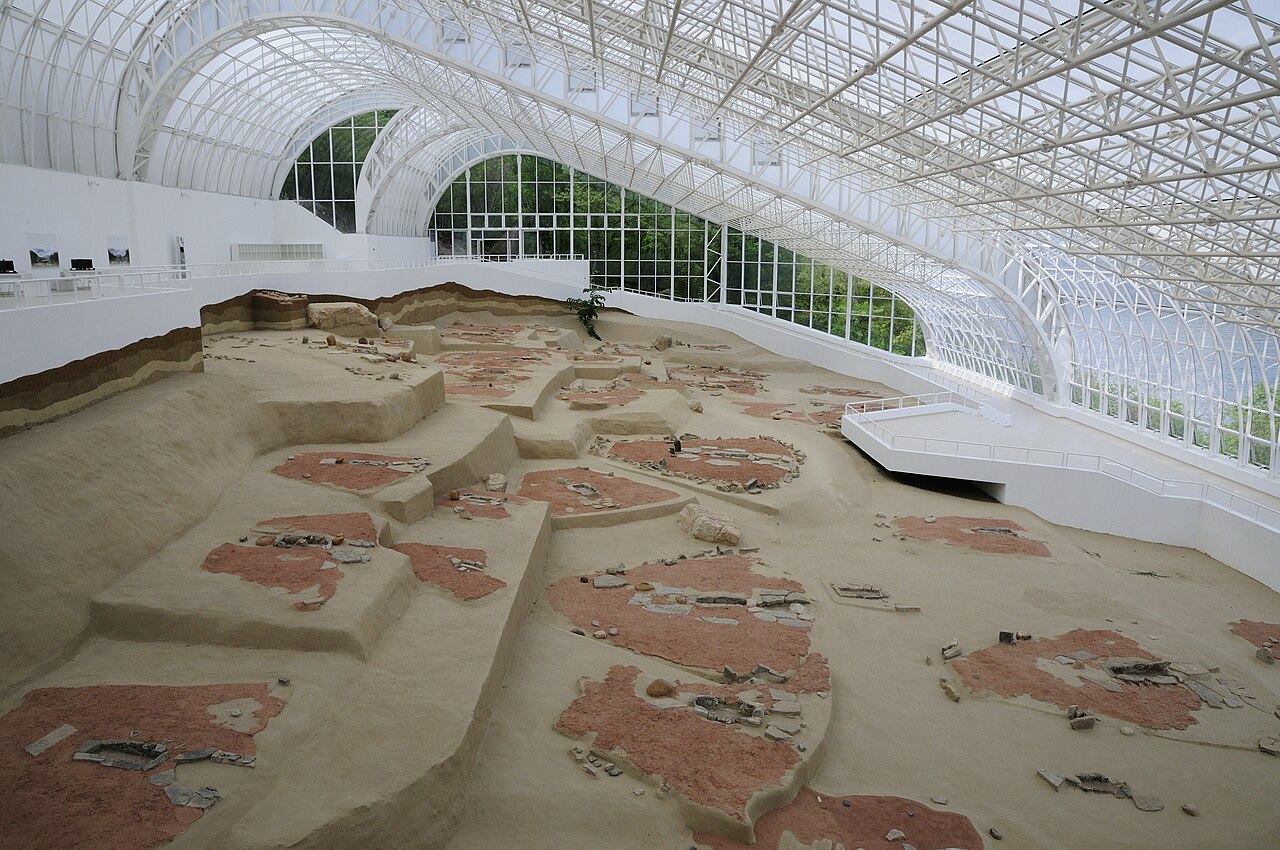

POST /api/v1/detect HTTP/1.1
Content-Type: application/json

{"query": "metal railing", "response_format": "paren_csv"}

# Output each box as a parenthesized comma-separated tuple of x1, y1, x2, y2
(844, 391, 978, 417)
(843, 397, 1280, 533)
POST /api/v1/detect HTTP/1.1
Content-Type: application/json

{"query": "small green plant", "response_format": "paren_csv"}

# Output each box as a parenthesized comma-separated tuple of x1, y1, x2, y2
(567, 284, 606, 341)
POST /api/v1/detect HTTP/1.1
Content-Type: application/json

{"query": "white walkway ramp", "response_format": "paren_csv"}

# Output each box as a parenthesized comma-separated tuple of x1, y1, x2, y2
(842, 394, 1280, 592)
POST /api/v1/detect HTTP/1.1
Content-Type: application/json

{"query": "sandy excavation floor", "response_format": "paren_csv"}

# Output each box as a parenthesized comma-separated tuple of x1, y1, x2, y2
(1, 298, 1278, 850)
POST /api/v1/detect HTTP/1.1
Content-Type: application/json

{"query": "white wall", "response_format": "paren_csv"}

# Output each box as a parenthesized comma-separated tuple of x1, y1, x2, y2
(0, 163, 430, 271)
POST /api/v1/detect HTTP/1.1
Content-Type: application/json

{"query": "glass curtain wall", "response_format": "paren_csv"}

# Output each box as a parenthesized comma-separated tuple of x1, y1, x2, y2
(429, 154, 924, 357)
(280, 110, 396, 232)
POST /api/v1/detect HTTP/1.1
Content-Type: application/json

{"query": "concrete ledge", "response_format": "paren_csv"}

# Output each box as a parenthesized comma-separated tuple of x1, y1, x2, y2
(376, 475, 436, 523)
(90, 547, 417, 659)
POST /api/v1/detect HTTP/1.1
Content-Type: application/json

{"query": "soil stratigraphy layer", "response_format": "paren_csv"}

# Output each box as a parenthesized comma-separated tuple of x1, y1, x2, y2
(0, 683, 283, 850)
(518, 468, 679, 516)
(557, 388, 646, 406)
(273, 452, 418, 490)
(695, 787, 983, 850)
(202, 544, 341, 610)
(1229, 619, 1280, 649)
(952, 629, 1203, 729)
(393, 543, 506, 600)
(556, 665, 799, 823)
(609, 438, 795, 486)
(547, 555, 814, 675)
(437, 488, 528, 519)
(254, 512, 378, 543)
(894, 515, 1051, 557)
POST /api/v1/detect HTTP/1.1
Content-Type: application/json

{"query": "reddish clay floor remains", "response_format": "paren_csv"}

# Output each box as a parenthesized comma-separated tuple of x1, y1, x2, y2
(556, 388, 646, 406)
(609, 438, 796, 487)
(0, 683, 283, 850)
(441, 322, 530, 343)
(1229, 619, 1280, 649)
(799, 384, 883, 398)
(952, 629, 1203, 729)
(518, 468, 679, 516)
(547, 555, 815, 675)
(273, 452, 420, 491)
(733, 401, 843, 426)
(253, 512, 378, 543)
(437, 488, 529, 519)
(556, 665, 799, 824)
(392, 543, 506, 600)
(697, 788, 982, 850)
(202, 544, 342, 611)
(894, 516, 1051, 557)
(437, 350, 550, 397)
(668, 365, 766, 395)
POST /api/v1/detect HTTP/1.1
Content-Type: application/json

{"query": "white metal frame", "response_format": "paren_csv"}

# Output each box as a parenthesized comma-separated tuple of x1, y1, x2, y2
(2, 0, 1277, 476)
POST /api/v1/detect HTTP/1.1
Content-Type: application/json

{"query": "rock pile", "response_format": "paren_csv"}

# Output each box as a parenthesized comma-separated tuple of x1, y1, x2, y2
(676, 504, 742, 545)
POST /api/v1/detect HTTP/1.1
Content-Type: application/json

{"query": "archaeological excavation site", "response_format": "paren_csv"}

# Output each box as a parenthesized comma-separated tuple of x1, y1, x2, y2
(1, 283, 1277, 850)
(4, 3, 1280, 846)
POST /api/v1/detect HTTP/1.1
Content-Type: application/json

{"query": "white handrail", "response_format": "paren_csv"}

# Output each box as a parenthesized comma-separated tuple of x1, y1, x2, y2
(843, 399, 1280, 533)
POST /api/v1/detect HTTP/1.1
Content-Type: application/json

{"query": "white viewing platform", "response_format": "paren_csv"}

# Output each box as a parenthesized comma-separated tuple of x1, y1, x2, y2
(842, 392, 1280, 592)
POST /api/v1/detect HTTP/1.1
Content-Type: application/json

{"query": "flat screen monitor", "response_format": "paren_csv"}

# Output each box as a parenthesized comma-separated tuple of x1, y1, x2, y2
(0, 259, 15, 274)
(70, 258, 94, 271)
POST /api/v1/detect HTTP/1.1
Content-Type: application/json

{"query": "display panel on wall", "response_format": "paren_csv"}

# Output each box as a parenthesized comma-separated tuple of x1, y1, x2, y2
(26, 233, 60, 278)
(107, 236, 130, 266)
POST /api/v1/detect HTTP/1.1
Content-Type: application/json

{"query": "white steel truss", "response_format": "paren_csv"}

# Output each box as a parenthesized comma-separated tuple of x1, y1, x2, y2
(1, 0, 1277, 477)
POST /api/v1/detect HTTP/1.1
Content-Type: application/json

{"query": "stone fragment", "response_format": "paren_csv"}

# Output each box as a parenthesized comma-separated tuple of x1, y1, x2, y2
(1256, 647, 1275, 664)
(646, 679, 675, 698)
(1038, 770, 1066, 790)
(886, 829, 906, 841)
(930, 796, 949, 806)
(1069, 715, 1097, 730)
(769, 701, 802, 716)
(608, 627, 619, 636)
(1181, 803, 1199, 816)
(593, 630, 608, 639)
(24, 724, 76, 757)
(149, 769, 176, 786)
(307, 301, 377, 331)
(939, 680, 961, 702)
(176, 747, 218, 763)
(654, 335, 672, 350)
(483, 473, 508, 492)
(689, 400, 703, 413)
(325, 334, 336, 346)
(1259, 736, 1280, 756)
(676, 503, 742, 545)
(165, 784, 195, 806)
(593, 575, 628, 589)
(1132, 795, 1164, 812)
(278, 676, 291, 686)
(989, 827, 1003, 840)
(763, 725, 793, 742)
